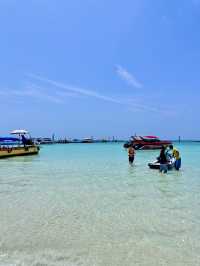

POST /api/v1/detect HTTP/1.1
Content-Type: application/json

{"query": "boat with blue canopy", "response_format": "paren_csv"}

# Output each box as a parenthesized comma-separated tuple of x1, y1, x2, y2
(0, 129, 40, 158)
(0, 137, 20, 143)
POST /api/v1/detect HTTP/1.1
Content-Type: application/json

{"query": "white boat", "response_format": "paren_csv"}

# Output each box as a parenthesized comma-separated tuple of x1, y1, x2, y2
(82, 138, 94, 143)
(36, 138, 54, 144)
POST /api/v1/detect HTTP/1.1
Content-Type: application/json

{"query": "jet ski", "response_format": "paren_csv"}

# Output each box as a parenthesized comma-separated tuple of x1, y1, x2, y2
(148, 157, 175, 170)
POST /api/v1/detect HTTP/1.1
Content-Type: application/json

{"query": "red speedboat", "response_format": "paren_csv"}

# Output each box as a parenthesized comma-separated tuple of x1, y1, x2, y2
(124, 136, 172, 150)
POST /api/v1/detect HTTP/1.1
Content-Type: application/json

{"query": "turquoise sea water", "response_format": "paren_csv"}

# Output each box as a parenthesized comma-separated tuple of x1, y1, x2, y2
(0, 142, 200, 266)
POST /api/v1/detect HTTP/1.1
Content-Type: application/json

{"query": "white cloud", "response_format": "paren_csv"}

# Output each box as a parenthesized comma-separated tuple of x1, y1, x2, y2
(27, 73, 125, 105)
(0, 87, 63, 104)
(25, 87, 64, 104)
(0, 74, 174, 115)
(0, 81, 85, 104)
(27, 73, 172, 115)
(115, 65, 143, 88)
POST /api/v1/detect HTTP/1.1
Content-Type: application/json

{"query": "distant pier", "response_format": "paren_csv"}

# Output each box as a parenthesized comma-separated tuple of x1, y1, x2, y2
(35, 137, 125, 144)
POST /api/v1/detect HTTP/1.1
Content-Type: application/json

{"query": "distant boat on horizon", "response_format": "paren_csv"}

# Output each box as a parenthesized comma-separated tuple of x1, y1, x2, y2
(81, 137, 94, 143)
(36, 137, 54, 144)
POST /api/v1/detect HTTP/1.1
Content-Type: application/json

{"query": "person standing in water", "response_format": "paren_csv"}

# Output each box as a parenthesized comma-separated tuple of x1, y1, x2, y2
(169, 145, 181, 170)
(128, 145, 135, 165)
(159, 146, 168, 173)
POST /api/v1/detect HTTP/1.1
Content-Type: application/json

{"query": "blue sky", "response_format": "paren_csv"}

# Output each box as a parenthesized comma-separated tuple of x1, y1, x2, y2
(0, 0, 199, 139)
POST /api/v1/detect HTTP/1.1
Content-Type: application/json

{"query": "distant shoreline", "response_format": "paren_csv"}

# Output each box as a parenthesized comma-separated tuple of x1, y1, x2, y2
(36, 139, 200, 144)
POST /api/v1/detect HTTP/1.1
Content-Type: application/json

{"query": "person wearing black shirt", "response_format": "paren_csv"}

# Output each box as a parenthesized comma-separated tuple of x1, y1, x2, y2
(159, 146, 168, 173)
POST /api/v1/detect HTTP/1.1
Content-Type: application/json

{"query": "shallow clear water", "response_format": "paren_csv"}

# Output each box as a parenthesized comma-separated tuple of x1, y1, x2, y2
(0, 142, 200, 266)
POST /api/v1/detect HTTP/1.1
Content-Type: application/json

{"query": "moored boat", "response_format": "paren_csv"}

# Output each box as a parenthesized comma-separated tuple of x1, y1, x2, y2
(124, 135, 172, 150)
(0, 129, 40, 159)
(82, 138, 94, 143)
(36, 137, 54, 144)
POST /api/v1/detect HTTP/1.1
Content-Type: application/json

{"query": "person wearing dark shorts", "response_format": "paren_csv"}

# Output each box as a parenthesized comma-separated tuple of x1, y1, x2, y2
(128, 145, 135, 165)
(159, 146, 168, 173)
(129, 156, 134, 164)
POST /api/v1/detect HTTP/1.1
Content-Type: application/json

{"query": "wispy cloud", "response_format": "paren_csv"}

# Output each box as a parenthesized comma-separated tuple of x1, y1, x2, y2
(27, 73, 124, 105)
(0, 87, 64, 104)
(28, 84, 80, 102)
(0, 74, 173, 115)
(0, 81, 83, 104)
(26, 86, 64, 103)
(115, 65, 143, 88)
(27, 73, 171, 114)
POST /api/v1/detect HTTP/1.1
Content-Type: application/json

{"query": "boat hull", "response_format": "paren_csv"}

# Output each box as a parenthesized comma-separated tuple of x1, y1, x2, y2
(135, 144, 163, 150)
(148, 160, 175, 170)
(0, 145, 39, 159)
